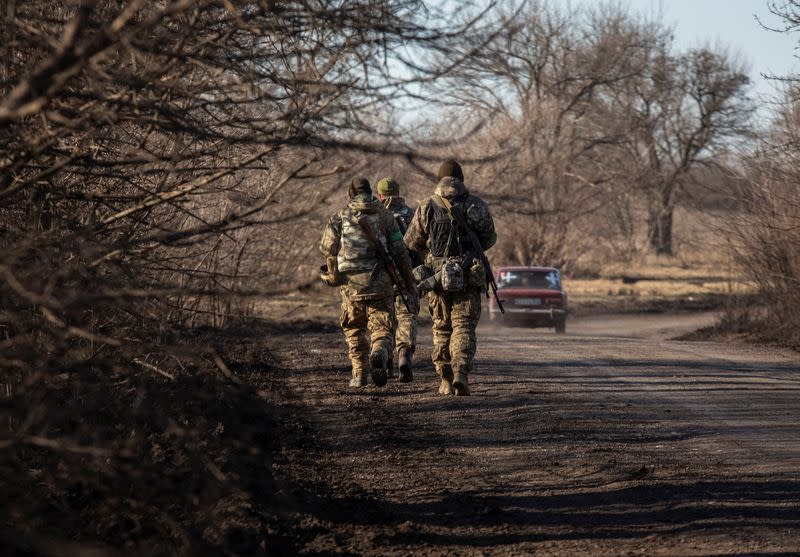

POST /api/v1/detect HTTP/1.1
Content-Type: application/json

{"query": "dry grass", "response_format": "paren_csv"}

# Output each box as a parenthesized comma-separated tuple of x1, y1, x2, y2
(601, 254, 732, 280)
(597, 207, 733, 276)
(562, 206, 754, 311)
(564, 277, 754, 303)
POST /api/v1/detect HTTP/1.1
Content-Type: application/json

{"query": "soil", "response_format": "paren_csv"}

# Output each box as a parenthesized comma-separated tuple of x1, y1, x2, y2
(6, 309, 800, 556)
(263, 311, 800, 556)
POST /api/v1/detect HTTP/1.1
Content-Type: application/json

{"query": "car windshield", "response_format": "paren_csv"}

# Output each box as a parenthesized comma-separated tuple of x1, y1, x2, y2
(497, 270, 561, 290)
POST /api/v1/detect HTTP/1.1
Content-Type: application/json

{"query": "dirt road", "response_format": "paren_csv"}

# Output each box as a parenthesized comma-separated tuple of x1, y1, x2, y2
(271, 312, 800, 555)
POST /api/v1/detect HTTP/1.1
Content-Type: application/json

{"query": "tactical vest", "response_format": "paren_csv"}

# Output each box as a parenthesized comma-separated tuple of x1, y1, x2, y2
(429, 199, 470, 258)
(337, 210, 387, 273)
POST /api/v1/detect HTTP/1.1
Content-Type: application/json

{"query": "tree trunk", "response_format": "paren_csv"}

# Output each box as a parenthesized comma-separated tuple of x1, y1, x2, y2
(648, 207, 673, 256)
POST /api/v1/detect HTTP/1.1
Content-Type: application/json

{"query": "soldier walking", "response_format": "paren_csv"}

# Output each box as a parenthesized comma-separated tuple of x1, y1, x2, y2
(320, 177, 417, 388)
(404, 160, 497, 396)
(376, 176, 420, 382)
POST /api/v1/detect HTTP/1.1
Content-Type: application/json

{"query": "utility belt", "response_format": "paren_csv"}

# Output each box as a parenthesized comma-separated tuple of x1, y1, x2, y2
(415, 254, 485, 295)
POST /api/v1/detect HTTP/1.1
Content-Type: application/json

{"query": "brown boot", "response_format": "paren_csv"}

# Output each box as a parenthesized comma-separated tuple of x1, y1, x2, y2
(398, 348, 413, 383)
(437, 365, 453, 395)
(369, 349, 388, 387)
(453, 372, 470, 396)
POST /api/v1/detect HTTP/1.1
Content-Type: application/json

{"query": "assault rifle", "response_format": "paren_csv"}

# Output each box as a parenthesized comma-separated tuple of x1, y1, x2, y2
(357, 216, 414, 313)
(438, 197, 505, 314)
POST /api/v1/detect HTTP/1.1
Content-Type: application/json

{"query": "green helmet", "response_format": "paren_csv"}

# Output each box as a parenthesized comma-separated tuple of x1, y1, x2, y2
(377, 176, 400, 196)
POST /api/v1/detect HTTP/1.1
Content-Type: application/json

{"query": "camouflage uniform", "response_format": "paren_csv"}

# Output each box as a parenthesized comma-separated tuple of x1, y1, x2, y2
(383, 196, 420, 356)
(320, 190, 415, 387)
(405, 166, 496, 396)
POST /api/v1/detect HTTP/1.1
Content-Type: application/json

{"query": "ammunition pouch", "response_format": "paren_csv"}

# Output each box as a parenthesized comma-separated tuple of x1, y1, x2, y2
(419, 256, 466, 294)
(441, 258, 464, 292)
(412, 264, 431, 284)
(465, 256, 486, 290)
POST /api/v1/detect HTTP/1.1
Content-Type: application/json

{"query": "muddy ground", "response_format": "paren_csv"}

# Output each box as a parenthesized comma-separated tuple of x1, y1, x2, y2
(264, 311, 800, 556)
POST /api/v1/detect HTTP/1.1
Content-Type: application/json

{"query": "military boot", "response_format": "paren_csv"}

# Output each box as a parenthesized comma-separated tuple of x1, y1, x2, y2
(398, 348, 413, 383)
(386, 355, 397, 379)
(452, 372, 470, 396)
(437, 365, 453, 395)
(349, 372, 367, 388)
(369, 349, 388, 387)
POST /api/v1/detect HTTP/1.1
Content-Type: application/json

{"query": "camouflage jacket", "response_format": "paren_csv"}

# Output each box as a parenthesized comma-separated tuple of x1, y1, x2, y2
(383, 196, 415, 235)
(405, 176, 496, 264)
(320, 194, 414, 299)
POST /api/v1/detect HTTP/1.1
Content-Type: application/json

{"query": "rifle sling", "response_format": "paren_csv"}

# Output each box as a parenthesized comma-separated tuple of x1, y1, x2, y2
(432, 194, 449, 208)
(358, 217, 399, 284)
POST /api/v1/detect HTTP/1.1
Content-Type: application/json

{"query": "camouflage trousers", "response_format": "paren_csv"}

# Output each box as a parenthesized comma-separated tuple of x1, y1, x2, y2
(427, 288, 482, 379)
(339, 290, 395, 378)
(393, 290, 419, 354)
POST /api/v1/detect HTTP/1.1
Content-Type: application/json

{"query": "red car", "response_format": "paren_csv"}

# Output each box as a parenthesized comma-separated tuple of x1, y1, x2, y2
(488, 266, 568, 333)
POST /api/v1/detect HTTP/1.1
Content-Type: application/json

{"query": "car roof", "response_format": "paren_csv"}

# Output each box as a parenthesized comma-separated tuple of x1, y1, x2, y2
(496, 266, 560, 273)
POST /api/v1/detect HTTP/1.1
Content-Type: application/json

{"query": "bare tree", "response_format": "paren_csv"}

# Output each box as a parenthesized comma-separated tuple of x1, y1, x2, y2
(702, 1, 800, 346)
(762, 0, 800, 83)
(0, 1, 505, 551)
(613, 46, 751, 255)
(426, 3, 664, 271)
(726, 91, 800, 346)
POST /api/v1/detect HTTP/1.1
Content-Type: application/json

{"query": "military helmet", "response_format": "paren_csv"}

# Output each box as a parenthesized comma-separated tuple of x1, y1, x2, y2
(437, 159, 464, 182)
(348, 176, 371, 198)
(377, 176, 400, 196)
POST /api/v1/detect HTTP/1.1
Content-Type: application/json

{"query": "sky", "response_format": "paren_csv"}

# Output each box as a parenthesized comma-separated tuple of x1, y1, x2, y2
(554, 0, 799, 101)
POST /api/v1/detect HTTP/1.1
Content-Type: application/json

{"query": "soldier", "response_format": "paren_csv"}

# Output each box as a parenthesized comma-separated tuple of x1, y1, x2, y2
(320, 176, 417, 388)
(376, 176, 420, 382)
(404, 160, 497, 396)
